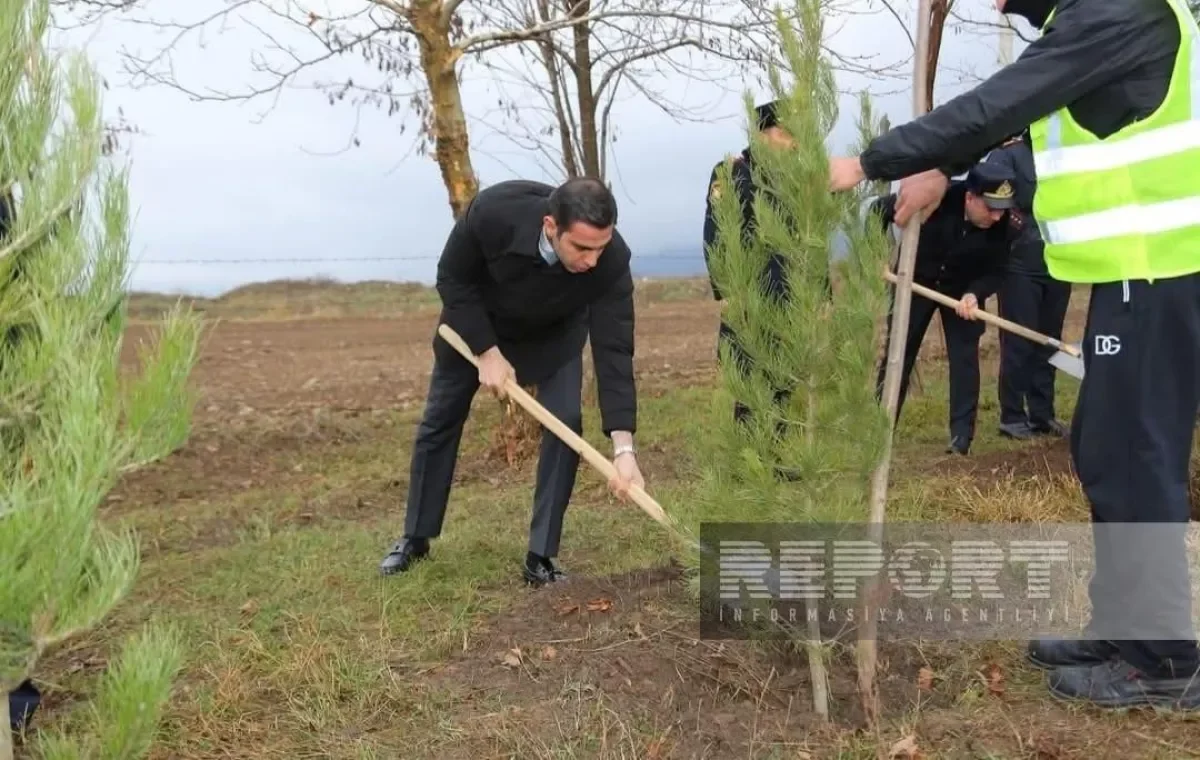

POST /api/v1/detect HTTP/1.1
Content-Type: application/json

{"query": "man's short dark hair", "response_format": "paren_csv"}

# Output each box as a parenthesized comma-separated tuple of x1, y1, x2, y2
(547, 177, 617, 230)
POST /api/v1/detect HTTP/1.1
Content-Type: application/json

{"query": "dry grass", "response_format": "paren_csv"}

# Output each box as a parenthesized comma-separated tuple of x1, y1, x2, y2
(22, 276, 1200, 760)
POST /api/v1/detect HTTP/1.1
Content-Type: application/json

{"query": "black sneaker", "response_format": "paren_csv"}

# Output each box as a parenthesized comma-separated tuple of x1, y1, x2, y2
(1048, 659, 1200, 711)
(946, 436, 970, 455)
(1027, 637, 1118, 670)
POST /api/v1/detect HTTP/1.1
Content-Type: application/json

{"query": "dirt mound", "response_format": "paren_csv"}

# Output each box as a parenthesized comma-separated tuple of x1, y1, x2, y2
(422, 564, 949, 757)
(931, 435, 1074, 483)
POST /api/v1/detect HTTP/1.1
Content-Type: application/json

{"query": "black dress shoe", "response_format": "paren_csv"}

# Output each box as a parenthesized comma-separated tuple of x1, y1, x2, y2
(1027, 637, 1118, 670)
(1030, 419, 1069, 437)
(945, 436, 970, 455)
(523, 555, 566, 587)
(1048, 659, 1200, 711)
(378, 538, 429, 576)
(998, 421, 1033, 440)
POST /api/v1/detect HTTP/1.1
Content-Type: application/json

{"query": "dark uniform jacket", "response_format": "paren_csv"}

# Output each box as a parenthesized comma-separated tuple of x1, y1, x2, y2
(858, 0, 1178, 182)
(701, 148, 789, 304)
(869, 182, 1012, 302)
(984, 137, 1048, 277)
(435, 179, 636, 435)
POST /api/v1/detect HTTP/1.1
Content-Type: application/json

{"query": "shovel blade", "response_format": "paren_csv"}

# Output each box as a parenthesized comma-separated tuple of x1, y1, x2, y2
(1049, 349, 1085, 380)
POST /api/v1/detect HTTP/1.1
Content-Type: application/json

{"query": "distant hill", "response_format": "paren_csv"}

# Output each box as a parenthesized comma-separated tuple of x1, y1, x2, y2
(632, 233, 853, 280)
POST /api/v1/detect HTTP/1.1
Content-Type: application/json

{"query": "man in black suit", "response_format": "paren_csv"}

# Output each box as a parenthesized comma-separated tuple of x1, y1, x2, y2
(378, 177, 644, 587)
(868, 162, 1017, 455)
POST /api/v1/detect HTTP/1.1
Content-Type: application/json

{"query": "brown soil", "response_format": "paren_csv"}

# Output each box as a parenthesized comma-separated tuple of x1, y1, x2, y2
(56, 286, 1200, 758)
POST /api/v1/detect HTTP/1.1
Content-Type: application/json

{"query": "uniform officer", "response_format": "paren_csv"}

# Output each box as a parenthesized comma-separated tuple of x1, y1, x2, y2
(828, 0, 1200, 711)
(701, 100, 796, 426)
(985, 130, 1072, 440)
(868, 162, 1016, 455)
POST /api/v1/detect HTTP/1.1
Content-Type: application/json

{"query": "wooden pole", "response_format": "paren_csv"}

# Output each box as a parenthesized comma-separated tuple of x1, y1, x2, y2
(435, 323, 677, 530)
(856, 0, 933, 738)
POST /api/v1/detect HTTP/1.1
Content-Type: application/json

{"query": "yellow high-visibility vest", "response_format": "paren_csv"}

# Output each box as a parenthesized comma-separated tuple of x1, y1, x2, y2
(1029, 0, 1200, 283)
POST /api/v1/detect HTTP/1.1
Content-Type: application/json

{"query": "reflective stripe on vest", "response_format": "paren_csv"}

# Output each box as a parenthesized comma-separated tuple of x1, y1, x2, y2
(1029, 0, 1200, 283)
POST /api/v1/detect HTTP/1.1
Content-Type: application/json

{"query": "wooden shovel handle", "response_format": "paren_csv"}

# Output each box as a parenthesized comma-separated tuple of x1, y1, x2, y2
(883, 271, 1081, 357)
(435, 323, 673, 528)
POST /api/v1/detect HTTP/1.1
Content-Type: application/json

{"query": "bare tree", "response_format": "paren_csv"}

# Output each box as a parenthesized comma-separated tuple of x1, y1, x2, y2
(469, 0, 903, 181)
(103, 0, 907, 217)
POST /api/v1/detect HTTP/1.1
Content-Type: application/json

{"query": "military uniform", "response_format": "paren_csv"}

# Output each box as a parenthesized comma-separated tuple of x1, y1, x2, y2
(701, 101, 792, 427)
(868, 162, 1018, 455)
(985, 132, 1071, 440)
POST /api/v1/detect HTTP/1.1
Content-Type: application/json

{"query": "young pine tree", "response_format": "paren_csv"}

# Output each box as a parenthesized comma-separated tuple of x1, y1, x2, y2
(693, 0, 893, 716)
(1, 1, 203, 757)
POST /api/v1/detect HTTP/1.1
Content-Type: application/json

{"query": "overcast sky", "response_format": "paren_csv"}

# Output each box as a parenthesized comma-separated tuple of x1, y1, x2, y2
(49, 0, 1032, 297)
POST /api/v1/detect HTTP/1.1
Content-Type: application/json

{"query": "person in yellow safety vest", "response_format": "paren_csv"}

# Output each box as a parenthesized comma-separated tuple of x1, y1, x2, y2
(829, 0, 1200, 711)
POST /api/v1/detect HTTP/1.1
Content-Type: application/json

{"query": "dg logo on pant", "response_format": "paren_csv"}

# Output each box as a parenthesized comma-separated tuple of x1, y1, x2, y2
(1094, 335, 1121, 356)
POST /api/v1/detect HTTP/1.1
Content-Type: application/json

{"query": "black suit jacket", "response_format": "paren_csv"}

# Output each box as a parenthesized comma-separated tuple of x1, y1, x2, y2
(434, 180, 636, 435)
(868, 182, 1012, 302)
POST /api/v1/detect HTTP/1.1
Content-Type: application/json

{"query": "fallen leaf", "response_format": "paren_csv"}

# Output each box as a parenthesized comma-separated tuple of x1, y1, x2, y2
(501, 648, 522, 668)
(240, 599, 259, 616)
(553, 601, 579, 616)
(632, 622, 646, 638)
(888, 735, 921, 759)
(917, 666, 935, 691)
(586, 598, 613, 612)
(540, 645, 557, 661)
(983, 662, 1006, 696)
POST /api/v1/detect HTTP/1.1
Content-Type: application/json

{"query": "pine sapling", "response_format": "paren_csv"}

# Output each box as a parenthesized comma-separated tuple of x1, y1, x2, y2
(696, 0, 893, 719)
(1, 1, 201, 756)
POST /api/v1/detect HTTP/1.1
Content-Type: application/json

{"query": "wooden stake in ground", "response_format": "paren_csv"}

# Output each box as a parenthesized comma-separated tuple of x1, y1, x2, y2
(856, 0, 934, 735)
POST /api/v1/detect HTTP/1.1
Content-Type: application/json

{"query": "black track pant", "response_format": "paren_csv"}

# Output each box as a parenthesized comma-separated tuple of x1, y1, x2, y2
(876, 288, 985, 444)
(997, 271, 1072, 426)
(1073, 274, 1200, 678)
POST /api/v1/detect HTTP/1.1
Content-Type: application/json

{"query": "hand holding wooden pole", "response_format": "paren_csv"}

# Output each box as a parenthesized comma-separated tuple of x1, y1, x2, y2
(435, 323, 673, 529)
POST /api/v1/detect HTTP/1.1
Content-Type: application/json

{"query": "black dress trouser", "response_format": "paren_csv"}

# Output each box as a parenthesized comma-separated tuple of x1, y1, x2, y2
(997, 270, 1072, 427)
(402, 345, 584, 558)
(1072, 274, 1200, 678)
(876, 287, 985, 444)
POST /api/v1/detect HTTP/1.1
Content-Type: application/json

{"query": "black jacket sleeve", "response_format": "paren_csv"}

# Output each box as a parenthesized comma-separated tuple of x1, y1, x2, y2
(867, 194, 897, 230)
(588, 243, 637, 436)
(859, 0, 1172, 181)
(702, 155, 756, 302)
(435, 199, 499, 356)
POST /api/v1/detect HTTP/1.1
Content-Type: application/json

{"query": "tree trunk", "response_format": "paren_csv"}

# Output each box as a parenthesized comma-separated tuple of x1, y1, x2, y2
(537, 0, 579, 176)
(568, 0, 600, 177)
(924, 0, 949, 112)
(410, 1, 478, 218)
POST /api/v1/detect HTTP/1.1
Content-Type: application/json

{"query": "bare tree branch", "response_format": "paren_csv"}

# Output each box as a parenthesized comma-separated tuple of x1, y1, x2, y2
(82, 0, 931, 215)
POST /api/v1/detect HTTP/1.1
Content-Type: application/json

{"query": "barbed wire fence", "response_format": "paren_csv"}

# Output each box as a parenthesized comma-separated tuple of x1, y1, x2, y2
(132, 253, 704, 264)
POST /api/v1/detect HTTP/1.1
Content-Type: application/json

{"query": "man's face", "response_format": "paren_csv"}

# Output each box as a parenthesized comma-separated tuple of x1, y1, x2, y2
(762, 126, 796, 150)
(543, 217, 612, 273)
(964, 193, 1006, 228)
